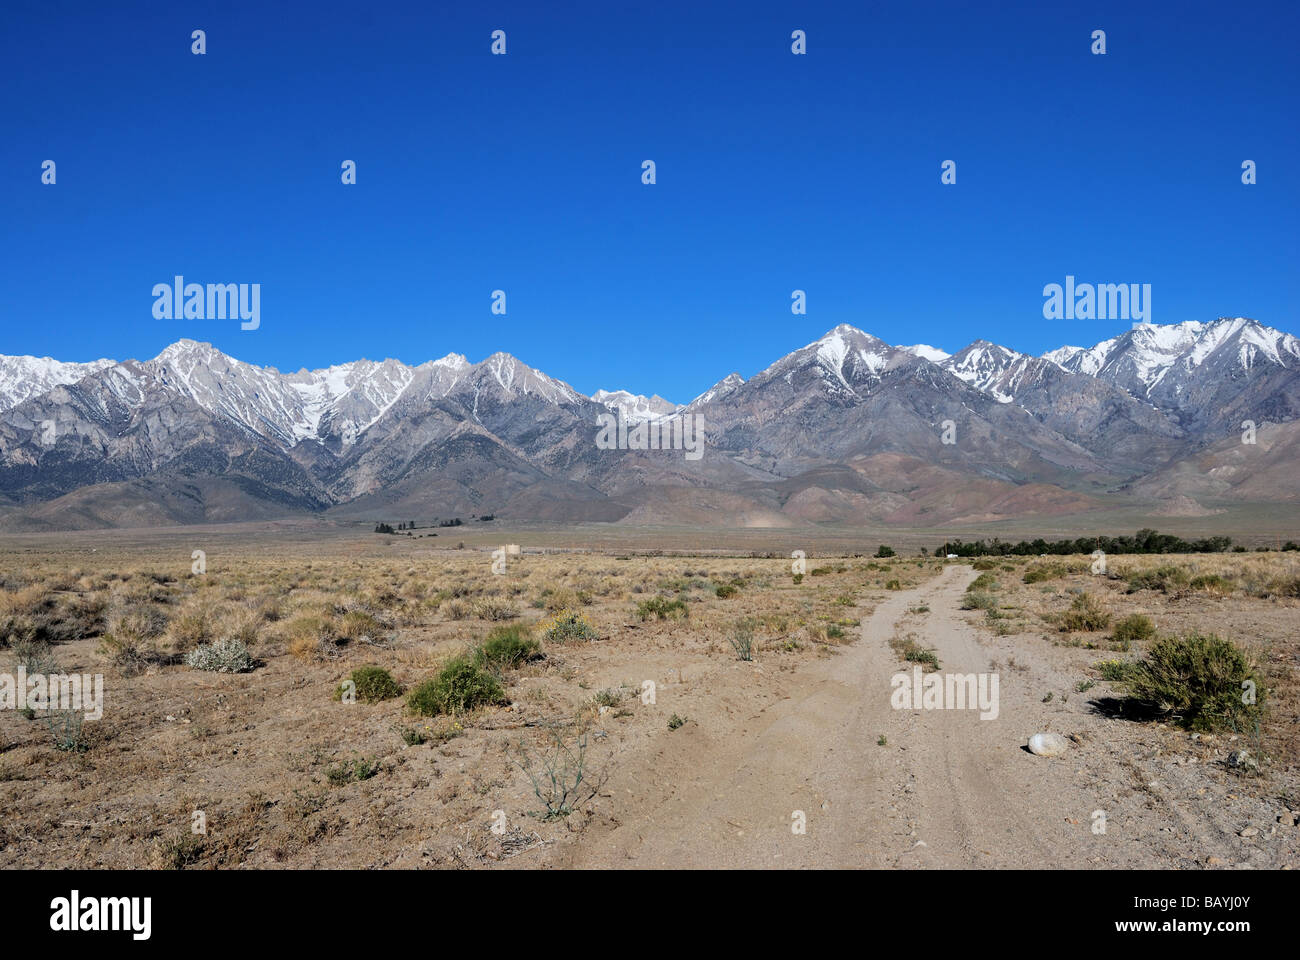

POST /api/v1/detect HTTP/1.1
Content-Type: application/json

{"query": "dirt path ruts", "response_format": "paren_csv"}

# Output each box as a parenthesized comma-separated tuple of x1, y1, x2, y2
(551, 565, 1237, 869)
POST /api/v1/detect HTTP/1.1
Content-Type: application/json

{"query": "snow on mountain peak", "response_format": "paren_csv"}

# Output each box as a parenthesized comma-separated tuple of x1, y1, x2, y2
(592, 389, 680, 422)
(0, 354, 118, 412)
(1044, 317, 1298, 394)
(687, 372, 745, 408)
(940, 340, 1025, 403)
(899, 344, 951, 363)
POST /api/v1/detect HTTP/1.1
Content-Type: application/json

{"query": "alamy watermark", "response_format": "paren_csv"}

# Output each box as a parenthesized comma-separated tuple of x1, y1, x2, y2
(595, 410, 705, 461)
(1043, 276, 1150, 322)
(890, 666, 999, 720)
(152, 276, 260, 330)
(50, 891, 150, 940)
(1, 668, 104, 720)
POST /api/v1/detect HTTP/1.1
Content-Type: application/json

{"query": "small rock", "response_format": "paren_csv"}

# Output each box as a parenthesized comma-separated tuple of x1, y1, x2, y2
(1207, 856, 1224, 866)
(1278, 813, 1297, 827)
(1028, 732, 1069, 757)
(1239, 826, 1259, 838)
(1228, 750, 1259, 772)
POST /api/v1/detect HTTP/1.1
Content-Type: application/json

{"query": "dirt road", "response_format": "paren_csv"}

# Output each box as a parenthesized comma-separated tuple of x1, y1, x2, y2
(553, 564, 1264, 869)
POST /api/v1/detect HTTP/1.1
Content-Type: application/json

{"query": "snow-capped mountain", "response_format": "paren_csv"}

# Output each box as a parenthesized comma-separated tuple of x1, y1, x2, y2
(591, 389, 680, 422)
(1045, 318, 1298, 386)
(1, 316, 1297, 529)
(1040, 318, 1300, 431)
(751, 324, 902, 400)
(940, 341, 1026, 403)
(685, 373, 744, 410)
(145, 340, 420, 449)
(0, 355, 116, 412)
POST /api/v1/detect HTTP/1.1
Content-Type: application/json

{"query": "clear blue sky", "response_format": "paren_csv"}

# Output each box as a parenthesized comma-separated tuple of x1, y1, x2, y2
(2, 0, 1296, 402)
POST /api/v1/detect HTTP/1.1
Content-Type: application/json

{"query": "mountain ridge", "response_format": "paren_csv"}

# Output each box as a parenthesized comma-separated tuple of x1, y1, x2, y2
(1, 317, 1296, 530)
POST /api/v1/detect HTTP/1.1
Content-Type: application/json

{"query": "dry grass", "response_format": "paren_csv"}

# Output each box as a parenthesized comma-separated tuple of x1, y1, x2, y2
(0, 539, 946, 867)
(2, 539, 1295, 867)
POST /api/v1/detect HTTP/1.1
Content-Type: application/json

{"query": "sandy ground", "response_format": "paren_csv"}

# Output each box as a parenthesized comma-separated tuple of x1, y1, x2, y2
(540, 566, 1297, 869)
(1, 545, 1295, 869)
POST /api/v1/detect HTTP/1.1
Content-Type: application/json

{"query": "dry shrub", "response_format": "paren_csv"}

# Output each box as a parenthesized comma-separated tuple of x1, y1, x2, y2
(441, 598, 470, 620)
(100, 598, 168, 674)
(286, 614, 339, 661)
(164, 601, 215, 653)
(215, 605, 263, 646)
(472, 599, 520, 622)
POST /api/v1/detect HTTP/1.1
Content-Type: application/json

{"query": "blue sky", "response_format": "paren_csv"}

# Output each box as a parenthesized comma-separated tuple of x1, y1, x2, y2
(2, 0, 1296, 402)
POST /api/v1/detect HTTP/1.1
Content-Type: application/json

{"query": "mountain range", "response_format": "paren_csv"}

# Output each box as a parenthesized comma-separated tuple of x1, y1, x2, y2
(1, 317, 1297, 530)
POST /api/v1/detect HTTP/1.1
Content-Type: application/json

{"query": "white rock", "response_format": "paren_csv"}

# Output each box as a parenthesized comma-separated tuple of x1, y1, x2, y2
(1028, 732, 1069, 757)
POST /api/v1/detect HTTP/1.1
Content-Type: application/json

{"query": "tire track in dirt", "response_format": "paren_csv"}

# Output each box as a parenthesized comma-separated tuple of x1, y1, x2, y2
(552, 564, 1224, 869)
(555, 567, 971, 867)
(874, 566, 1059, 867)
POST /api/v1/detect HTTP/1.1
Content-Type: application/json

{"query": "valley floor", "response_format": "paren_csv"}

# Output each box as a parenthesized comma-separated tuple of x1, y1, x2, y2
(0, 533, 1296, 869)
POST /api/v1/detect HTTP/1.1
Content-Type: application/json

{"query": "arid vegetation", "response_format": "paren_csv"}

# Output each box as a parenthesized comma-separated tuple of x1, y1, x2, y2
(0, 534, 1295, 868)
(0, 538, 938, 867)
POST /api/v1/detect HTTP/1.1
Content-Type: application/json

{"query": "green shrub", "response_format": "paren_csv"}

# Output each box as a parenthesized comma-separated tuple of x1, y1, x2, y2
(1189, 574, 1233, 594)
(1119, 634, 1263, 732)
(961, 591, 997, 611)
(714, 584, 738, 599)
(891, 633, 940, 670)
(728, 620, 755, 661)
(635, 596, 688, 621)
(542, 610, 600, 642)
(1095, 658, 1134, 682)
(1126, 564, 1190, 594)
(512, 725, 593, 820)
(47, 709, 89, 752)
(334, 665, 401, 703)
(407, 658, 507, 716)
(884, 579, 902, 590)
(1060, 592, 1111, 632)
(1112, 614, 1156, 646)
(11, 638, 57, 674)
(1023, 561, 1066, 584)
(588, 687, 624, 708)
(874, 545, 896, 558)
(326, 756, 379, 785)
(474, 624, 541, 669)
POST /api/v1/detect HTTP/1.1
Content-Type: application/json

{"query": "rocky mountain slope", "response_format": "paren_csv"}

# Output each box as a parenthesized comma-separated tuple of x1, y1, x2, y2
(1, 317, 1295, 529)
